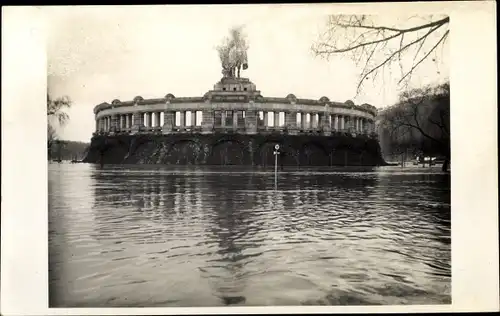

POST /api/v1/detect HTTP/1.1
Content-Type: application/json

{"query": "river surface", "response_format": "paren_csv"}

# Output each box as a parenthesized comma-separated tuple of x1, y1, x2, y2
(48, 164, 451, 307)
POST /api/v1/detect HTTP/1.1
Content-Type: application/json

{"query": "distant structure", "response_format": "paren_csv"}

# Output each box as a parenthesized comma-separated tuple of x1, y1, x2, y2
(84, 27, 384, 166)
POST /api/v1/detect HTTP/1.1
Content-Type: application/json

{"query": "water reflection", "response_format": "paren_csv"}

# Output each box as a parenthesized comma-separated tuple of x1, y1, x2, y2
(49, 164, 450, 307)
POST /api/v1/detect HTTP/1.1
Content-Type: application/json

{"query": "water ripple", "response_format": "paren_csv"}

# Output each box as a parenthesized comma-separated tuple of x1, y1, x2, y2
(49, 164, 451, 307)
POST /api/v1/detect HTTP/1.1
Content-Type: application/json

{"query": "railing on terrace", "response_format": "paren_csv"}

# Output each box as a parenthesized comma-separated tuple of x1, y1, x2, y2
(93, 127, 379, 139)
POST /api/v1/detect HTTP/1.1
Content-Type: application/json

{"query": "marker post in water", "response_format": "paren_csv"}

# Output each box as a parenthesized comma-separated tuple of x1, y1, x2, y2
(273, 144, 280, 187)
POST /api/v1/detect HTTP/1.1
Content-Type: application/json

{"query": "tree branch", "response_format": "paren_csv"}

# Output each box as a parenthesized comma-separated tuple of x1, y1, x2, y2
(398, 29, 449, 84)
(355, 24, 443, 94)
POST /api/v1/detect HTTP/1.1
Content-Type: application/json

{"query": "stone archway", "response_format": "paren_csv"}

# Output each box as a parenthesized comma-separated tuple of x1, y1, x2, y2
(330, 145, 366, 166)
(299, 141, 329, 166)
(256, 141, 297, 167)
(164, 139, 202, 165)
(208, 139, 247, 165)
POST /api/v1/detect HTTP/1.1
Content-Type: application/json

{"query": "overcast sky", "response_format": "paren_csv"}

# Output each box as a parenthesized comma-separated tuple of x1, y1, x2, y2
(46, 5, 449, 142)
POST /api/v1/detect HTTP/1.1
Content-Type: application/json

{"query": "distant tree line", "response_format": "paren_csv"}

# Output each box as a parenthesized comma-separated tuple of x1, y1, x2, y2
(48, 140, 90, 161)
(377, 81, 450, 171)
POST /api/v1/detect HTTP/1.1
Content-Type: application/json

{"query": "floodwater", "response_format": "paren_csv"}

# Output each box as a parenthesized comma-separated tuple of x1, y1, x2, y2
(48, 163, 451, 307)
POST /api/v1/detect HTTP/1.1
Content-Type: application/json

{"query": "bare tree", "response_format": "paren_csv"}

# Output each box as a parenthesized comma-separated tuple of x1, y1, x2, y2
(379, 82, 450, 171)
(312, 15, 449, 94)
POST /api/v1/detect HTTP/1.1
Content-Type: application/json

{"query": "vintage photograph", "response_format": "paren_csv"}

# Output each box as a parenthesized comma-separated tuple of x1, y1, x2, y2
(47, 5, 451, 307)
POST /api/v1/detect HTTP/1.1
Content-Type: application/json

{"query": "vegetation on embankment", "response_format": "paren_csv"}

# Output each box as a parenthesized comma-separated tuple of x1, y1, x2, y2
(83, 133, 387, 167)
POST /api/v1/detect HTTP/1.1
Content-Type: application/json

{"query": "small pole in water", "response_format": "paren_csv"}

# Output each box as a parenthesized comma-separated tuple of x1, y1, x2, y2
(273, 144, 280, 188)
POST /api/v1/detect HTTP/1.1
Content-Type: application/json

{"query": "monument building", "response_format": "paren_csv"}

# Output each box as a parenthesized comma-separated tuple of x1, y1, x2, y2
(83, 27, 385, 166)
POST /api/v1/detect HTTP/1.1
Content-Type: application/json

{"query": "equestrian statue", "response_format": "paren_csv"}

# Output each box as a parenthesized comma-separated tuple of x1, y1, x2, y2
(217, 26, 249, 79)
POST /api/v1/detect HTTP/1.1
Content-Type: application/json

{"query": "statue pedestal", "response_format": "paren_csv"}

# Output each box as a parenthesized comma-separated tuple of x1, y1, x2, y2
(212, 77, 257, 93)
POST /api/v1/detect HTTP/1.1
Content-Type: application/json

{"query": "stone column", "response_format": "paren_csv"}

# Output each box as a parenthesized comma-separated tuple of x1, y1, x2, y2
(110, 115, 117, 132)
(151, 112, 156, 127)
(320, 113, 331, 135)
(162, 111, 174, 134)
(147, 112, 153, 128)
(221, 110, 226, 127)
(245, 108, 257, 135)
(201, 108, 214, 134)
(233, 111, 238, 129)
(288, 111, 297, 135)
(131, 111, 144, 133)
(182, 111, 187, 127)
(263, 111, 268, 127)
(140, 112, 145, 126)
(274, 111, 280, 128)
(284, 111, 294, 129)
(190, 111, 196, 128)
(334, 115, 339, 131)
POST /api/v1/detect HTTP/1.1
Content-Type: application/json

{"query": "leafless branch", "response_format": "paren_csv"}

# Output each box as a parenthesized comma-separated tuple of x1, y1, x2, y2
(312, 15, 450, 94)
(398, 30, 449, 84)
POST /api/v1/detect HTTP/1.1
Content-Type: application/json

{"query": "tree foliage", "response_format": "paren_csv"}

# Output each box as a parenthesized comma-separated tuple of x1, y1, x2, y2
(47, 94, 72, 126)
(47, 93, 72, 159)
(378, 82, 450, 170)
(312, 15, 449, 94)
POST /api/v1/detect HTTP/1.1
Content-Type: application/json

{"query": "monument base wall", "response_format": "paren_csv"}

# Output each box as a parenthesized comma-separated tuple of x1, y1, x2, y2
(83, 133, 387, 166)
